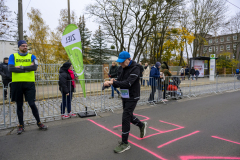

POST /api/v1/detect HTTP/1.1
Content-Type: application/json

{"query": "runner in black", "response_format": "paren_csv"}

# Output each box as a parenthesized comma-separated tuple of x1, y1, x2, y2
(104, 51, 148, 153)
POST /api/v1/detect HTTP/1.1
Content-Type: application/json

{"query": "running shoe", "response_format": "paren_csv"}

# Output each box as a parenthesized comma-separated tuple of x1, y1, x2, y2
(140, 121, 148, 138)
(68, 112, 77, 117)
(61, 115, 70, 119)
(17, 125, 24, 135)
(114, 141, 131, 153)
(37, 122, 48, 130)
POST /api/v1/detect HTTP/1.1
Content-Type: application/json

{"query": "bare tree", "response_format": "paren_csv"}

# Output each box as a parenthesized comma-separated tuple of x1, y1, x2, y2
(224, 12, 240, 67)
(154, 0, 184, 63)
(86, 0, 184, 63)
(191, 0, 227, 57)
(57, 9, 77, 33)
(0, 0, 16, 40)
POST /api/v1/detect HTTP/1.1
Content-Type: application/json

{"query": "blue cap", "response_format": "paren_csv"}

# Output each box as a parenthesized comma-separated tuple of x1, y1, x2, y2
(18, 40, 27, 47)
(116, 51, 130, 63)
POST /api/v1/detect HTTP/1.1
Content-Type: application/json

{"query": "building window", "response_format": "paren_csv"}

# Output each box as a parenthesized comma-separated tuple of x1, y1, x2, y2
(226, 55, 230, 59)
(215, 39, 218, 43)
(209, 39, 212, 44)
(209, 47, 212, 52)
(204, 47, 207, 53)
(216, 46, 218, 52)
(226, 45, 230, 50)
(220, 37, 224, 42)
(227, 36, 230, 41)
(233, 44, 237, 50)
(220, 45, 224, 51)
(233, 35, 237, 40)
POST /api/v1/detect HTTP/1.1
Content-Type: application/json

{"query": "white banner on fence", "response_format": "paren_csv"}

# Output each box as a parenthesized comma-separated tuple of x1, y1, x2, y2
(193, 60, 205, 77)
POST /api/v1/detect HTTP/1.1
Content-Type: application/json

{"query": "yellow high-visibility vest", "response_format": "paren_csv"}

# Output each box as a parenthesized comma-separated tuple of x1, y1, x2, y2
(12, 53, 35, 82)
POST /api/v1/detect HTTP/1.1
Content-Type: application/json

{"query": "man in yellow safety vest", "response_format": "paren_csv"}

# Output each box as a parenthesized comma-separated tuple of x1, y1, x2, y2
(8, 40, 48, 135)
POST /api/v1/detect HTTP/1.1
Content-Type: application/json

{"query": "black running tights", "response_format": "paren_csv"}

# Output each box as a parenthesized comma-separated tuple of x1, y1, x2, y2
(17, 101, 41, 126)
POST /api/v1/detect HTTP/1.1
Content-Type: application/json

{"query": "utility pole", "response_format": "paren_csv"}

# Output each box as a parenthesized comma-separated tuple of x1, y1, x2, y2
(68, 0, 71, 24)
(18, 0, 23, 40)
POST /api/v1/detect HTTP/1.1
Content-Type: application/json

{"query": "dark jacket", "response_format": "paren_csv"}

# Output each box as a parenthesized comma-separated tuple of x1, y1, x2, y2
(195, 70, 199, 76)
(149, 65, 160, 86)
(140, 65, 144, 77)
(190, 69, 196, 75)
(185, 68, 189, 74)
(59, 68, 74, 94)
(112, 60, 140, 101)
(161, 63, 172, 84)
(0, 62, 11, 80)
(108, 65, 119, 78)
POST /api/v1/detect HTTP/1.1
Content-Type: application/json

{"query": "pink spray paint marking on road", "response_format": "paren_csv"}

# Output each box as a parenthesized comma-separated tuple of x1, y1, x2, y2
(88, 119, 167, 160)
(130, 120, 185, 140)
(180, 156, 240, 160)
(87, 118, 240, 160)
(157, 131, 200, 148)
(212, 136, 240, 145)
(112, 113, 150, 128)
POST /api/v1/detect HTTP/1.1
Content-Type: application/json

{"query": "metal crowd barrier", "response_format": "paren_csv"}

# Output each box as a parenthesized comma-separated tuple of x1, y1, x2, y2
(1, 75, 240, 129)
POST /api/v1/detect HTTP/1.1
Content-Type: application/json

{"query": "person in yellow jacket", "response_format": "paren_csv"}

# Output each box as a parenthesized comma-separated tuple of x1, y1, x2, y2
(8, 40, 47, 135)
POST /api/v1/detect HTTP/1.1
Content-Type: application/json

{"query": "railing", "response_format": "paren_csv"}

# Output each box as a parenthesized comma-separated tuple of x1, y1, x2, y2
(36, 64, 104, 81)
(0, 74, 240, 129)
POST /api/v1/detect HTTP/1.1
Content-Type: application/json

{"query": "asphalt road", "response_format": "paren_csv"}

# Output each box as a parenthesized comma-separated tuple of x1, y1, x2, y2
(1, 90, 240, 160)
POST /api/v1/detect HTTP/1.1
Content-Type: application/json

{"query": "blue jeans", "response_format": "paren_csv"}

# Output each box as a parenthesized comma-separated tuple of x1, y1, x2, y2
(111, 85, 120, 97)
(143, 80, 149, 86)
(61, 92, 73, 114)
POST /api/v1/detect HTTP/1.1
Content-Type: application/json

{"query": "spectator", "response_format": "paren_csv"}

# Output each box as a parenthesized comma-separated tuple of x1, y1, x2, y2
(161, 62, 172, 102)
(108, 62, 121, 99)
(195, 69, 199, 81)
(149, 62, 162, 103)
(185, 66, 190, 80)
(0, 57, 12, 100)
(59, 62, 77, 119)
(236, 68, 239, 75)
(142, 63, 150, 86)
(157, 71, 164, 102)
(139, 62, 144, 86)
(190, 67, 196, 80)
(180, 66, 184, 80)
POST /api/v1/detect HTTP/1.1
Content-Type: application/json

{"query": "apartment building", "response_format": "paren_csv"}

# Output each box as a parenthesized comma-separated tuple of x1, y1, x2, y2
(198, 33, 240, 59)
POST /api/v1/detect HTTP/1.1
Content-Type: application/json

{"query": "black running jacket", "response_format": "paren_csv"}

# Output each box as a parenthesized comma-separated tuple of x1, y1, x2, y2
(112, 60, 140, 101)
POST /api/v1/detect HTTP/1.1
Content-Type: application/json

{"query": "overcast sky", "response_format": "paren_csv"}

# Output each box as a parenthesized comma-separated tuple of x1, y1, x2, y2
(5, 0, 240, 36)
(6, 0, 98, 36)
